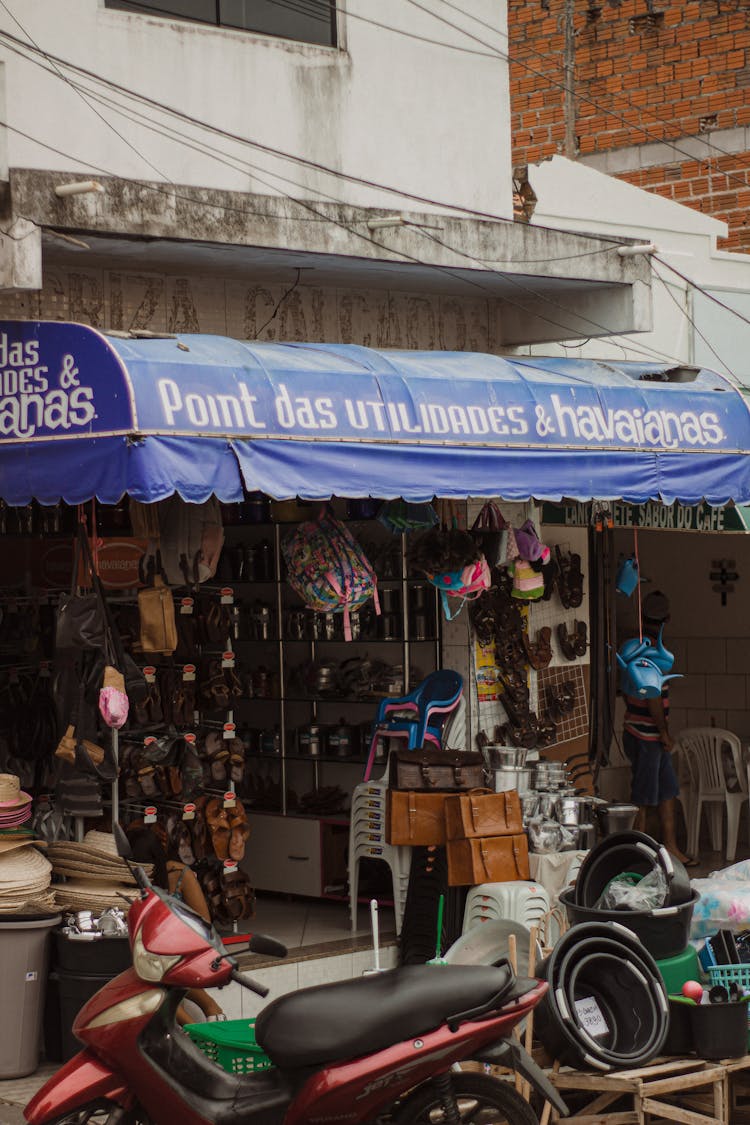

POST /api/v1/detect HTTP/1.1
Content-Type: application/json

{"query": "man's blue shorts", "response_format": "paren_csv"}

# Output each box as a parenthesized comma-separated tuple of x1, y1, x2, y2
(623, 731, 680, 807)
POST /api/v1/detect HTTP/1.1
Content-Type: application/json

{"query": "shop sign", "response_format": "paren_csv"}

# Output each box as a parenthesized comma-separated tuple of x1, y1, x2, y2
(541, 501, 750, 533)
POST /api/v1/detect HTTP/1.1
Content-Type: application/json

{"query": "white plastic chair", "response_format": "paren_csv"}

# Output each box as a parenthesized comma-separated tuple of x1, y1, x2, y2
(676, 727, 747, 862)
(672, 741, 698, 848)
(348, 777, 410, 934)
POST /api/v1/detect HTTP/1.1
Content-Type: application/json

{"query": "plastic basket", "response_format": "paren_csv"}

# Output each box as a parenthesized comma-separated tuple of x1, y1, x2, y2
(184, 1019, 274, 1074)
(707, 964, 750, 993)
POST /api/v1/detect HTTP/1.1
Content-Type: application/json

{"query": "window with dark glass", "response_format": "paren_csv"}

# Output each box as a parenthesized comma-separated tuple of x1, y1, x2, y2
(105, 0, 337, 48)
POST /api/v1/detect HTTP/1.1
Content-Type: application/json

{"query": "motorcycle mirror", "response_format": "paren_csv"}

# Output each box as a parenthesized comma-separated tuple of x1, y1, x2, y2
(113, 822, 133, 860)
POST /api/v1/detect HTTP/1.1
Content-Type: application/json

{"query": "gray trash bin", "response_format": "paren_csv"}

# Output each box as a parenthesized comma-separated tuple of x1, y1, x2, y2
(0, 912, 61, 1078)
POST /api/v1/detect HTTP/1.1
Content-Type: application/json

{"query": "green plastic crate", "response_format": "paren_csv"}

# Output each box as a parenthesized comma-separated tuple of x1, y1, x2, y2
(707, 964, 750, 993)
(184, 1019, 274, 1074)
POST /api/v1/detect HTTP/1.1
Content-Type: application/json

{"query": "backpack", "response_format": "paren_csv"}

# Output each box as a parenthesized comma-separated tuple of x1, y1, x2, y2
(282, 509, 380, 641)
(137, 495, 225, 587)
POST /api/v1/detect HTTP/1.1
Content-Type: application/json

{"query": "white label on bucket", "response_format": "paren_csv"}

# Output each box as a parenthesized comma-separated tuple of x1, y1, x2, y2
(574, 997, 609, 1038)
(25, 971, 37, 982)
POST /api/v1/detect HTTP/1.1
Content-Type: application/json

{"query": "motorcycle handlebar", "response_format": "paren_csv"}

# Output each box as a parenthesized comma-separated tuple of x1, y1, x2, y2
(230, 968, 269, 998)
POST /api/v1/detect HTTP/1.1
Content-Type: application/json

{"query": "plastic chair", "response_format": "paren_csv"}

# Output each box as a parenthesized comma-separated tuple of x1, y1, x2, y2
(463, 882, 551, 934)
(672, 741, 698, 850)
(676, 727, 747, 862)
(363, 670, 463, 781)
(348, 778, 410, 934)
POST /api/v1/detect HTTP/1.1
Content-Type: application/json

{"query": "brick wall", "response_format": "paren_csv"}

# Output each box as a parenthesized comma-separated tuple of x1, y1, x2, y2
(510, 0, 750, 251)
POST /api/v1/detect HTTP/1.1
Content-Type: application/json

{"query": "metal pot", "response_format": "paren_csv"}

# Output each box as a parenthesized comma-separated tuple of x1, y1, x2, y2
(593, 803, 639, 836)
(521, 794, 541, 821)
(493, 766, 533, 795)
(487, 746, 519, 768)
(537, 792, 559, 818)
(555, 795, 594, 827)
(577, 823, 597, 850)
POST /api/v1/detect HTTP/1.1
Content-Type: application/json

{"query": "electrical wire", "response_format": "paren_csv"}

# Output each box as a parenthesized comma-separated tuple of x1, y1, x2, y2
(653, 254, 750, 333)
(651, 260, 738, 381)
(404, 0, 750, 200)
(0, 16, 740, 360)
(0, 0, 170, 184)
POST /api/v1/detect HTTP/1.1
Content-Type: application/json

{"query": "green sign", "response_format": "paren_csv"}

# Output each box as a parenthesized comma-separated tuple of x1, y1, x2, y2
(541, 501, 750, 532)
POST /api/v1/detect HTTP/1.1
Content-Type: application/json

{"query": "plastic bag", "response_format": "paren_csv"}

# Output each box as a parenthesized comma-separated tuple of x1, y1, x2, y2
(597, 866, 668, 912)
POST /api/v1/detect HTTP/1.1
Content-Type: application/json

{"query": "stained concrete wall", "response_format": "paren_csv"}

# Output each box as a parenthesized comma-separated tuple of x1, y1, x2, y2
(0, 1, 511, 217)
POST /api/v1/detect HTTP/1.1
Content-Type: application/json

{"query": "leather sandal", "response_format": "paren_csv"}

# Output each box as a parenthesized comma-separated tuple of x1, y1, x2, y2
(522, 627, 552, 670)
(201, 732, 230, 785)
(556, 547, 584, 609)
(227, 805, 250, 861)
(573, 620, 587, 657)
(76, 738, 117, 782)
(557, 623, 578, 662)
(205, 798, 231, 859)
(220, 867, 255, 921)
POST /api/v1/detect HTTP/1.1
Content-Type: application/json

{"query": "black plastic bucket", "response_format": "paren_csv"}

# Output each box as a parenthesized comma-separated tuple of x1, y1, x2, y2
(664, 998, 694, 1056)
(574, 831, 691, 909)
(689, 1001, 748, 1060)
(559, 886, 699, 960)
(534, 921, 668, 1071)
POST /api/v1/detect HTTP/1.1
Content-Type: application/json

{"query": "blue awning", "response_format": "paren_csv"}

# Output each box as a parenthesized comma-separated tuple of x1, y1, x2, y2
(0, 320, 749, 506)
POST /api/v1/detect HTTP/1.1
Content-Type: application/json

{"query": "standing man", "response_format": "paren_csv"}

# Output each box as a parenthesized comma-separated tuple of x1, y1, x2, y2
(622, 590, 696, 866)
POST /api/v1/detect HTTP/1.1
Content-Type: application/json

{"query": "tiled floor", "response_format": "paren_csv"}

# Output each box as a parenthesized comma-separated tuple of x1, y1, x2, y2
(235, 892, 396, 954)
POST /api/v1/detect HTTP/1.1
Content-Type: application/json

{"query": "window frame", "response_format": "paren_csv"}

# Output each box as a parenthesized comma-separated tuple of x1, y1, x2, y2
(103, 0, 338, 49)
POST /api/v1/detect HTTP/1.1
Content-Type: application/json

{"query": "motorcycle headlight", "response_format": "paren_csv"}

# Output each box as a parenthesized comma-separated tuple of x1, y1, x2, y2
(132, 931, 181, 982)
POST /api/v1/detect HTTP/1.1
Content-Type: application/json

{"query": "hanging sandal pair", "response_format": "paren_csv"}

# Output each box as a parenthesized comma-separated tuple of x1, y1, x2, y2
(555, 546, 584, 609)
(557, 621, 587, 661)
(522, 626, 552, 670)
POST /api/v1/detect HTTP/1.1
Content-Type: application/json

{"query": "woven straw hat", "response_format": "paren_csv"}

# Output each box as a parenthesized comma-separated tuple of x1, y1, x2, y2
(82, 830, 120, 858)
(0, 847, 51, 912)
(0, 775, 32, 809)
(0, 837, 43, 857)
(55, 881, 135, 912)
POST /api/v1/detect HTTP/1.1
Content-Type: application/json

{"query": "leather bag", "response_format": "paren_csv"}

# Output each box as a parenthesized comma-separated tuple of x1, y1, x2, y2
(447, 832, 529, 886)
(391, 748, 485, 792)
(444, 788, 523, 841)
(387, 790, 447, 846)
(138, 554, 177, 655)
(55, 525, 106, 650)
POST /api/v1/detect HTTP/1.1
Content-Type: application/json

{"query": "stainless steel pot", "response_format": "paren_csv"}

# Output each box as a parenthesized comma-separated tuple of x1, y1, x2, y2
(521, 794, 541, 821)
(555, 795, 594, 827)
(487, 746, 520, 768)
(493, 766, 533, 796)
(594, 803, 639, 836)
(537, 792, 558, 818)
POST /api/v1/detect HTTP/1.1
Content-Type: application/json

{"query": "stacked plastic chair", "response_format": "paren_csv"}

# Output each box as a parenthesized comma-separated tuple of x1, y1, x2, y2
(463, 881, 551, 933)
(348, 776, 410, 934)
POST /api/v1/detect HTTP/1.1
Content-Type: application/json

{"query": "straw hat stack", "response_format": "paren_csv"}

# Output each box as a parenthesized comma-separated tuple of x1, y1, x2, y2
(0, 840, 54, 912)
(49, 830, 153, 913)
(0, 774, 33, 831)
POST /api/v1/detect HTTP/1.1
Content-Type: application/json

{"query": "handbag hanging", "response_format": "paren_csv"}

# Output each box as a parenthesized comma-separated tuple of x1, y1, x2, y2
(446, 832, 530, 886)
(390, 747, 485, 792)
(55, 524, 107, 651)
(444, 788, 523, 841)
(387, 790, 447, 846)
(470, 502, 509, 569)
(138, 552, 178, 655)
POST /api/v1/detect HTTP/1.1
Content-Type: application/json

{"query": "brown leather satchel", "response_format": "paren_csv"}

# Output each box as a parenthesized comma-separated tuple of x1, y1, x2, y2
(444, 788, 523, 841)
(387, 790, 447, 846)
(446, 833, 530, 886)
(391, 748, 485, 791)
(138, 573, 178, 655)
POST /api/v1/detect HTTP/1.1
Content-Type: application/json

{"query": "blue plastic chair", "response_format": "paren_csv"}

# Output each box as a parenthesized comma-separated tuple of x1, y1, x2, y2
(363, 670, 463, 781)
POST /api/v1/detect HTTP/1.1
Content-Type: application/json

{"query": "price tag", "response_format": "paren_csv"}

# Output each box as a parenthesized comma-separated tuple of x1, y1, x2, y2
(193, 709, 200, 724)
(182, 663, 196, 683)
(39, 661, 51, 679)
(220, 586, 235, 605)
(180, 597, 194, 616)
(574, 997, 609, 1039)
(184, 732, 196, 745)
(143, 666, 156, 684)
(223, 859, 238, 871)
(182, 802, 196, 821)
(223, 790, 237, 808)
(144, 736, 157, 747)
(144, 806, 157, 824)
(223, 722, 236, 741)
(221, 651, 235, 668)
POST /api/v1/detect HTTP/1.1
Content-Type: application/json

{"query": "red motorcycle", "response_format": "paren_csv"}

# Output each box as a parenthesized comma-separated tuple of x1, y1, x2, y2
(26, 832, 567, 1125)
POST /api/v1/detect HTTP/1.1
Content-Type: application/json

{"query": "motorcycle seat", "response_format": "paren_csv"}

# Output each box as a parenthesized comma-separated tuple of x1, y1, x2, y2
(255, 962, 534, 1070)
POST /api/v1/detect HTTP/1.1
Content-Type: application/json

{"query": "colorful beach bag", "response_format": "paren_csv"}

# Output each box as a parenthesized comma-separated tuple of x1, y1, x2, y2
(282, 509, 380, 640)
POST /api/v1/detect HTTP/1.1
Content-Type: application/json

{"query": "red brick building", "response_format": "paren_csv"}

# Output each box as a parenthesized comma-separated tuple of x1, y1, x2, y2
(509, 0, 750, 252)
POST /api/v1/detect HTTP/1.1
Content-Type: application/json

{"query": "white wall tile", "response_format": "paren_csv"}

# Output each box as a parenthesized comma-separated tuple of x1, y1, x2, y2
(706, 674, 746, 710)
(687, 638, 726, 675)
